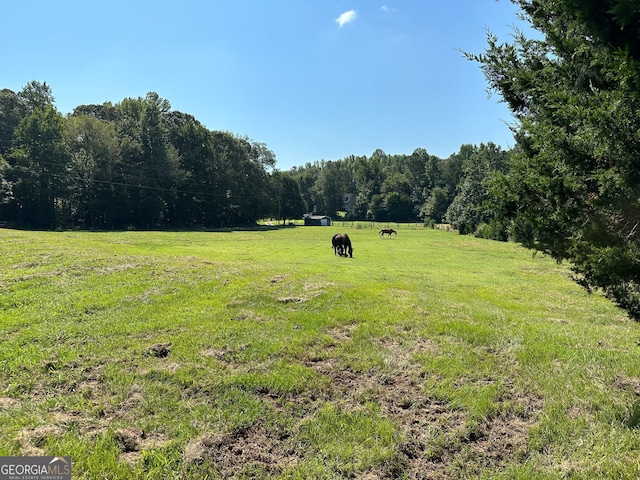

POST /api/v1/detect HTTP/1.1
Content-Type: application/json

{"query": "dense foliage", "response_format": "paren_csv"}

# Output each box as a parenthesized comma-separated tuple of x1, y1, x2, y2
(1, 83, 277, 229)
(470, 0, 640, 318)
(0, 81, 509, 231)
(288, 142, 508, 232)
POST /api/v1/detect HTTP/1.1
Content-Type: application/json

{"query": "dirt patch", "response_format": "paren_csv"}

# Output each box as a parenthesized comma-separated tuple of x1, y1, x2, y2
(614, 375, 640, 395)
(0, 397, 20, 409)
(117, 386, 146, 416)
(304, 334, 542, 478)
(276, 296, 306, 304)
(269, 275, 288, 283)
(275, 282, 332, 305)
(99, 262, 144, 274)
(202, 344, 249, 363)
(230, 311, 268, 322)
(183, 425, 298, 477)
(304, 282, 333, 292)
(326, 322, 359, 343)
(19, 425, 65, 456)
(115, 427, 170, 465)
(146, 343, 172, 358)
(48, 383, 170, 464)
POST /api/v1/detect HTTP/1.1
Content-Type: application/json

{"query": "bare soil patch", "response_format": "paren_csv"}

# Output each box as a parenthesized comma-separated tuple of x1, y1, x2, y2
(146, 343, 172, 358)
(0, 397, 20, 409)
(115, 427, 170, 465)
(275, 281, 332, 304)
(303, 329, 543, 478)
(19, 425, 65, 456)
(183, 425, 298, 477)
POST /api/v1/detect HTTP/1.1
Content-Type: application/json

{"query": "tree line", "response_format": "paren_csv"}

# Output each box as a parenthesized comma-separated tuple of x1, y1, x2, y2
(0, 82, 507, 234)
(0, 84, 276, 229)
(285, 142, 508, 236)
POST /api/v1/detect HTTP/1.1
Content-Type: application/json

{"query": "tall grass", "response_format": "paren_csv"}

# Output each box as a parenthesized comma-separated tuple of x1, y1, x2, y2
(1, 226, 639, 478)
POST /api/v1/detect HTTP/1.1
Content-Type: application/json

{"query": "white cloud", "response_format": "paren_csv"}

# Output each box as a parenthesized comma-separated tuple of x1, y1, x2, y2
(380, 4, 396, 13)
(335, 9, 357, 27)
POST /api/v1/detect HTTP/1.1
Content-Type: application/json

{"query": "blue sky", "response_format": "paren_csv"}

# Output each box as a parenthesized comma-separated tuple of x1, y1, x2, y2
(3, 1, 532, 170)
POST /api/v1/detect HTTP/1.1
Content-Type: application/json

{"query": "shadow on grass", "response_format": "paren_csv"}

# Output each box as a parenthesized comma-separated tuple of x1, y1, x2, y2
(619, 401, 640, 429)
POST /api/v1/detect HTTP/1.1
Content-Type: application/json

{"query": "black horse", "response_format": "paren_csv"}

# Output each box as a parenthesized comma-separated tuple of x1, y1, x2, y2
(379, 228, 397, 238)
(332, 233, 353, 258)
(332, 233, 343, 256)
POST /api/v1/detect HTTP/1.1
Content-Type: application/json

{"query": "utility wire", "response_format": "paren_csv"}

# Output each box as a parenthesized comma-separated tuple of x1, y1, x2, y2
(7, 164, 241, 199)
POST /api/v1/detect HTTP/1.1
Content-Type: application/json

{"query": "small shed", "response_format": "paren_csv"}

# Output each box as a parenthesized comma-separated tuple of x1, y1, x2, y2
(304, 215, 332, 226)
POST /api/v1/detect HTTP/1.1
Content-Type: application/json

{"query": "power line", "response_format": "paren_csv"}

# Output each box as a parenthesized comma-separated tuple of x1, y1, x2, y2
(5, 156, 273, 199)
(6, 163, 241, 199)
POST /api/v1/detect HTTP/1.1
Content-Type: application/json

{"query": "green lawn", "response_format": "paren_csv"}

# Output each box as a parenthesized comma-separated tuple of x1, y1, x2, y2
(1, 225, 639, 479)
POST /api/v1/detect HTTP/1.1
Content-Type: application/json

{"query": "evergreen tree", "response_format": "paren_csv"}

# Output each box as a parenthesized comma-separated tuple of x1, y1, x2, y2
(470, 0, 640, 318)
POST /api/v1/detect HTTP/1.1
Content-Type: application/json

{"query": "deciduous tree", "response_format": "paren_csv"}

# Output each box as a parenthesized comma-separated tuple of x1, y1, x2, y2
(444, 143, 507, 234)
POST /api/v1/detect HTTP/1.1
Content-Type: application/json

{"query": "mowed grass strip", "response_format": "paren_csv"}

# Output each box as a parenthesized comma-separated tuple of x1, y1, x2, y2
(0, 226, 639, 478)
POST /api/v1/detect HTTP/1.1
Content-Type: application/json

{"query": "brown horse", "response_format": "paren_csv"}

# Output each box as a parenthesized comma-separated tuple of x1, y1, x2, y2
(379, 228, 397, 238)
(331, 233, 353, 257)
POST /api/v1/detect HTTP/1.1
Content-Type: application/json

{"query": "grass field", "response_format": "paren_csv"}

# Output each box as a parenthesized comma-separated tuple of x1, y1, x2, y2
(1, 225, 639, 479)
